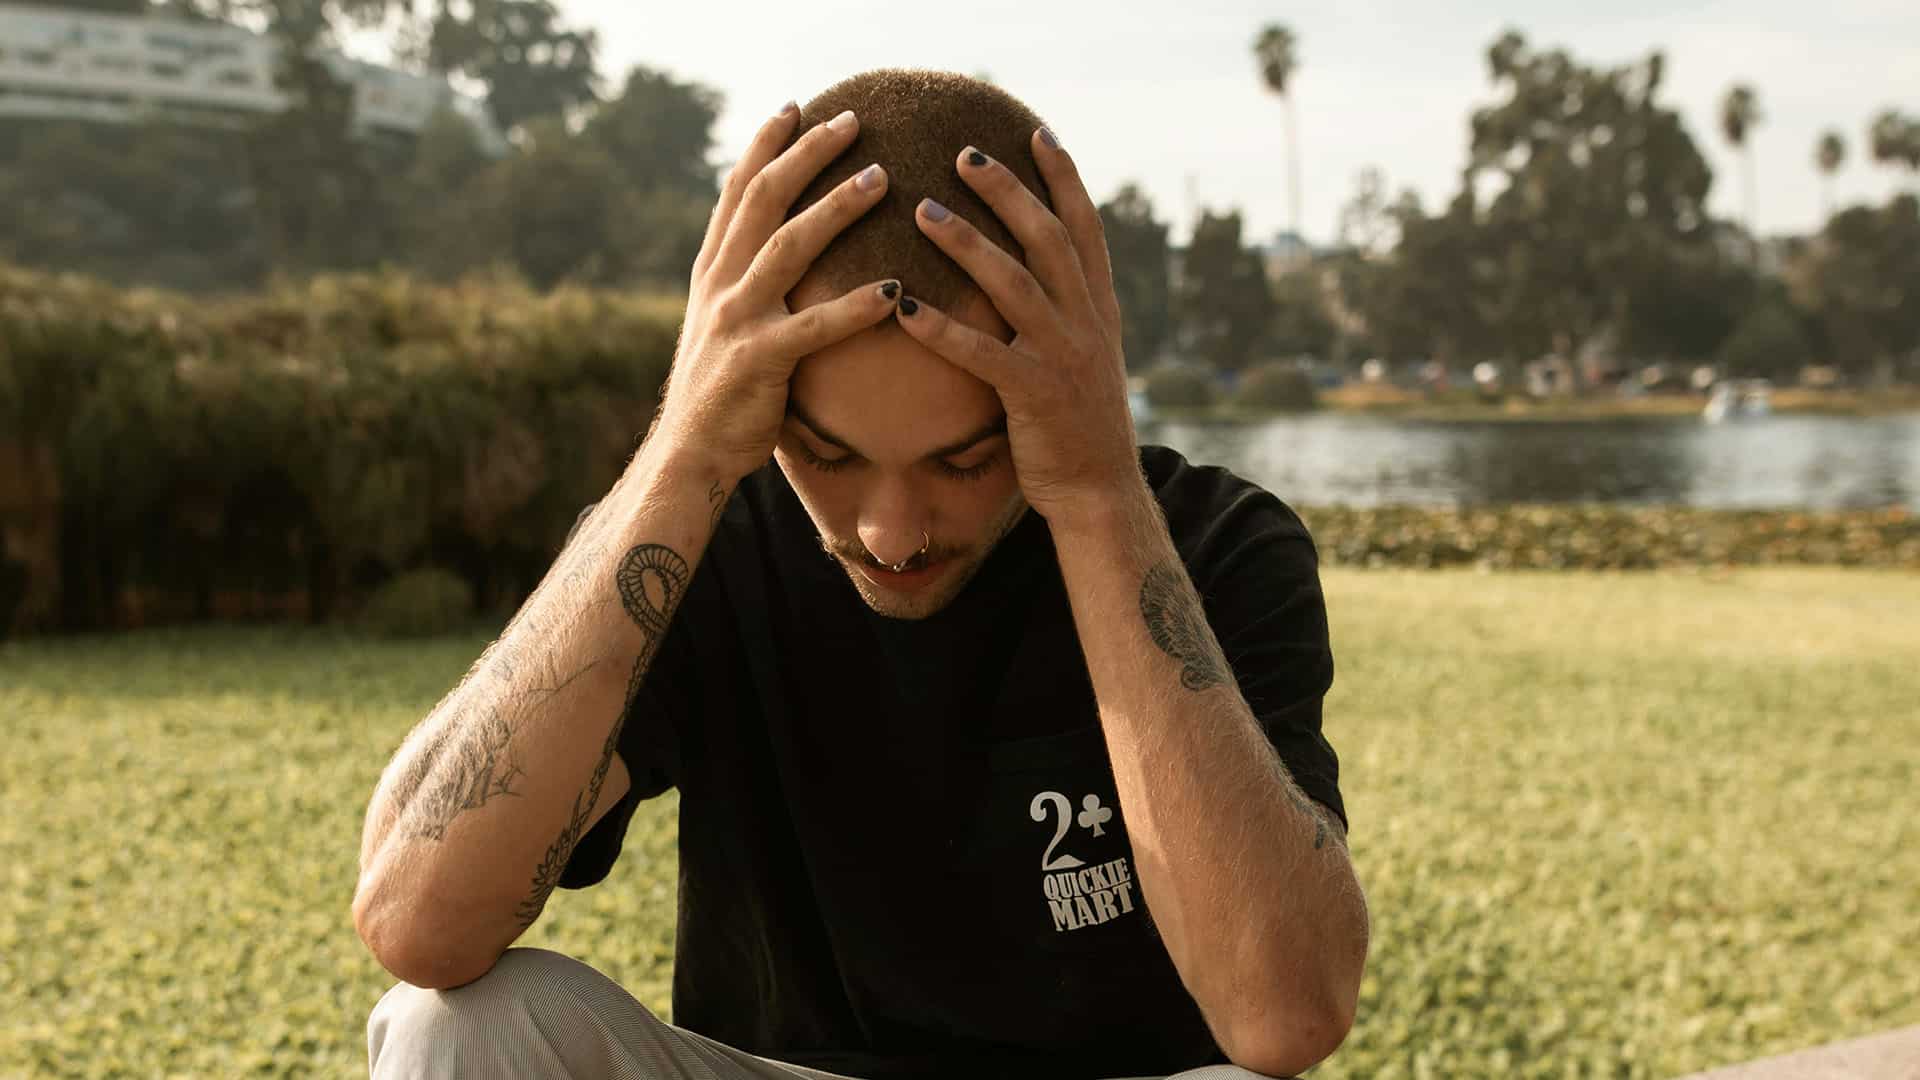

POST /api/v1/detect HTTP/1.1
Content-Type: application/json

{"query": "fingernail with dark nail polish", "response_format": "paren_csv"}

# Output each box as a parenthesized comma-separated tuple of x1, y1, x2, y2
(1039, 126, 1059, 149)
(899, 297, 920, 316)
(881, 281, 899, 300)
(921, 199, 950, 223)
(778, 100, 797, 117)
(966, 148, 988, 168)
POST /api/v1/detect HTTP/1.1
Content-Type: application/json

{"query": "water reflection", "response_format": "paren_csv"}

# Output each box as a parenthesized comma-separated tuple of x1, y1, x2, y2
(1140, 413, 1920, 509)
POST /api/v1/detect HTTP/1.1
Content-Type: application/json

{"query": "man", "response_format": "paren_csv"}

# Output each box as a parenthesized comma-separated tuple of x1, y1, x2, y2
(353, 69, 1369, 1080)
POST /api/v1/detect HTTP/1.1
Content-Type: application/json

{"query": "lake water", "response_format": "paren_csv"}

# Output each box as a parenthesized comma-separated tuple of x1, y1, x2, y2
(1140, 412, 1920, 509)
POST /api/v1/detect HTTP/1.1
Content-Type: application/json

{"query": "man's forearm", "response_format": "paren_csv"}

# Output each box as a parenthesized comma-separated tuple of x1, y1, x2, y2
(1048, 489, 1369, 1076)
(352, 436, 731, 988)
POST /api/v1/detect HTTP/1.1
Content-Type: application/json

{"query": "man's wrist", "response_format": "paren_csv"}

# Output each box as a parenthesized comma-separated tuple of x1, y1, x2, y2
(625, 427, 744, 499)
(1042, 473, 1162, 548)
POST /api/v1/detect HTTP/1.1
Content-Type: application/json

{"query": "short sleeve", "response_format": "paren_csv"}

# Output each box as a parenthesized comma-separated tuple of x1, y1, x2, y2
(1185, 491, 1347, 834)
(556, 504, 689, 889)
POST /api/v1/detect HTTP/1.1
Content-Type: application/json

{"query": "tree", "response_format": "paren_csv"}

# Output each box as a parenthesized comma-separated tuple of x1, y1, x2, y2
(582, 66, 722, 198)
(1335, 192, 1496, 368)
(1465, 31, 1715, 383)
(244, 33, 388, 274)
(1334, 166, 1403, 257)
(1269, 266, 1336, 360)
(1175, 209, 1276, 373)
(0, 119, 263, 290)
(418, 0, 601, 133)
(394, 106, 496, 278)
(1616, 234, 1755, 366)
(457, 117, 626, 289)
(1868, 109, 1920, 188)
(1815, 130, 1846, 220)
(1097, 183, 1173, 370)
(1252, 24, 1303, 241)
(1787, 193, 1920, 384)
(1714, 286, 1812, 381)
(1719, 83, 1762, 257)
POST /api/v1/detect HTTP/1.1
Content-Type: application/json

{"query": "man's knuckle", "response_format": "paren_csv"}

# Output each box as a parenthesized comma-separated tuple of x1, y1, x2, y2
(741, 170, 778, 209)
(760, 227, 795, 267)
(712, 287, 752, 326)
(968, 332, 1000, 369)
(1019, 271, 1052, 309)
(792, 306, 827, 341)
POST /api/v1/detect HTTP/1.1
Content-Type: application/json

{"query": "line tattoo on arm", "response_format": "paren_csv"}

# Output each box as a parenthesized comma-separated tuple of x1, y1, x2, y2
(395, 653, 603, 842)
(514, 542, 691, 927)
(1139, 560, 1232, 692)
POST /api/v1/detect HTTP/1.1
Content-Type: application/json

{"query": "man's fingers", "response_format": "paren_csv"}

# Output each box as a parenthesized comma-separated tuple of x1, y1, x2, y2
(914, 198, 1070, 347)
(771, 280, 903, 363)
(892, 295, 1018, 391)
(739, 164, 888, 304)
(693, 102, 801, 282)
(1029, 128, 1122, 331)
(709, 109, 862, 285)
(954, 145, 1095, 321)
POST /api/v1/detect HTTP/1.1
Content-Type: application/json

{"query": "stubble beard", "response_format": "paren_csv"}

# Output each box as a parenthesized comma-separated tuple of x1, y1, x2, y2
(837, 495, 1031, 621)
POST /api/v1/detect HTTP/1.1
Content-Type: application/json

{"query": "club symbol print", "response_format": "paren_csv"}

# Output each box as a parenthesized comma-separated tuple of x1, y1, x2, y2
(1077, 794, 1113, 837)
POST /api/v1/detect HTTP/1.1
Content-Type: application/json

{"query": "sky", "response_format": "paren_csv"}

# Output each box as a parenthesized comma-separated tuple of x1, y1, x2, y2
(453, 0, 1920, 247)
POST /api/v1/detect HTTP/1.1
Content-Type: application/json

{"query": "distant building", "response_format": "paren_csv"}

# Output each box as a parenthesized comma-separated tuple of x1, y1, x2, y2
(0, 1, 505, 153)
(1257, 229, 1315, 280)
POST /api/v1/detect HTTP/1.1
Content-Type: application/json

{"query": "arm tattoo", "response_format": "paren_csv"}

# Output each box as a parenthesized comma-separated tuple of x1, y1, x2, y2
(707, 482, 730, 530)
(396, 654, 602, 842)
(514, 542, 690, 927)
(1139, 561, 1232, 692)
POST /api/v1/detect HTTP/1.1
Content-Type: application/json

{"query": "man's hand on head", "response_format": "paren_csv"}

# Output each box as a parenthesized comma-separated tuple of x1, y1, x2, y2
(889, 129, 1145, 531)
(648, 103, 904, 489)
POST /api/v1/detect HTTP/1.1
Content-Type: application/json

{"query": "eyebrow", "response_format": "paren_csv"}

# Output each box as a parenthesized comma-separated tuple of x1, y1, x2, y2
(786, 403, 1008, 461)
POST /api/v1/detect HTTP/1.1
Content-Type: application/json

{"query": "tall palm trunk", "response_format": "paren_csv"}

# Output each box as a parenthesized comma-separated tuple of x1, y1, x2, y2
(1744, 148, 1760, 263)
(1284, 92, 1302, 239)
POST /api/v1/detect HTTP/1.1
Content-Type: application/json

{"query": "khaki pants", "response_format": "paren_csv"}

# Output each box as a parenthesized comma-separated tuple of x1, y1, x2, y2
(368, 948, 1289, 1080)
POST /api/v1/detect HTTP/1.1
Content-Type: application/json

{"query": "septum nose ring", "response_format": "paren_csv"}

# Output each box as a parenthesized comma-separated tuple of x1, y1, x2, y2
(886, 530, 931, 573)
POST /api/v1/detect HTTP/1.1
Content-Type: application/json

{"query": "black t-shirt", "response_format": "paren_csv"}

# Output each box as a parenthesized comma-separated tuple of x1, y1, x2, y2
(558, 444, 1344, 1080)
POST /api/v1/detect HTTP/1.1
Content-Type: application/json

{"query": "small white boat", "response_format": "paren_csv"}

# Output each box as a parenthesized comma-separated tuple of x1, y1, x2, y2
(1704, 379, 1773, 423)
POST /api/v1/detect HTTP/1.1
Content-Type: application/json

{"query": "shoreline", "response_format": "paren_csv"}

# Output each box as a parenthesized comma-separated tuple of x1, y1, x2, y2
(1141, 387, 1920, 424)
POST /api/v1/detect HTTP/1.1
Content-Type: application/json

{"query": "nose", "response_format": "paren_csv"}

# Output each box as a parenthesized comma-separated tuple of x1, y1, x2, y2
(857, 476, 928, 567)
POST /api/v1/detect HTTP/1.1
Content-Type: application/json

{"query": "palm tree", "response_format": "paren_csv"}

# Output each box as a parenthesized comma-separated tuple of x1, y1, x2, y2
(1253, 24, 1303, 243)
(1814, 130, 1845, 221)
(1719, 84, 1762, 255)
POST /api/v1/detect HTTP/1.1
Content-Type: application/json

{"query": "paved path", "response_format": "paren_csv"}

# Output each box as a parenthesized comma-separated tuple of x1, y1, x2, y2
(1677, 1026, 1920, 1079)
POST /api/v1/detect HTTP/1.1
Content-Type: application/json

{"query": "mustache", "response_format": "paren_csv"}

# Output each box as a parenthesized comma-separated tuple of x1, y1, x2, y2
(818, 535, 958, 573)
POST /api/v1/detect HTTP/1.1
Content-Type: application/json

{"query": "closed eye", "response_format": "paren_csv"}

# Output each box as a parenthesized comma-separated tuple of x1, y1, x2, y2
(795, 442, 855, 473)
(936, 456, 999, 481)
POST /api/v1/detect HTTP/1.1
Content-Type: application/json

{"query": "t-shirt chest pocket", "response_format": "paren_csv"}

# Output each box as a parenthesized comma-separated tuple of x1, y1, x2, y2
(943, 719, 1210, 1048)
(959, 724, 1149, 945)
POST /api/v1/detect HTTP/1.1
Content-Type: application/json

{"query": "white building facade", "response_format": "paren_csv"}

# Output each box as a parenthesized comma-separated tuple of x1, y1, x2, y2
(0, 2, 504, 152)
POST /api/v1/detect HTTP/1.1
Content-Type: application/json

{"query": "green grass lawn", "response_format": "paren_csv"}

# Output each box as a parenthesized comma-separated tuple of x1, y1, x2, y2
(4, 569, 1917, 1078)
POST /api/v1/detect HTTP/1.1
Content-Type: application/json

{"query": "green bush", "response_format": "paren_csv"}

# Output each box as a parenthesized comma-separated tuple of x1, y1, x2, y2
(358, 567, 476, 637)
(1143, 364, 1217, 409)
(1299, 504, 1920, 570)
(1231, 359, 1319, 411)
(0, 261, 685, 632)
